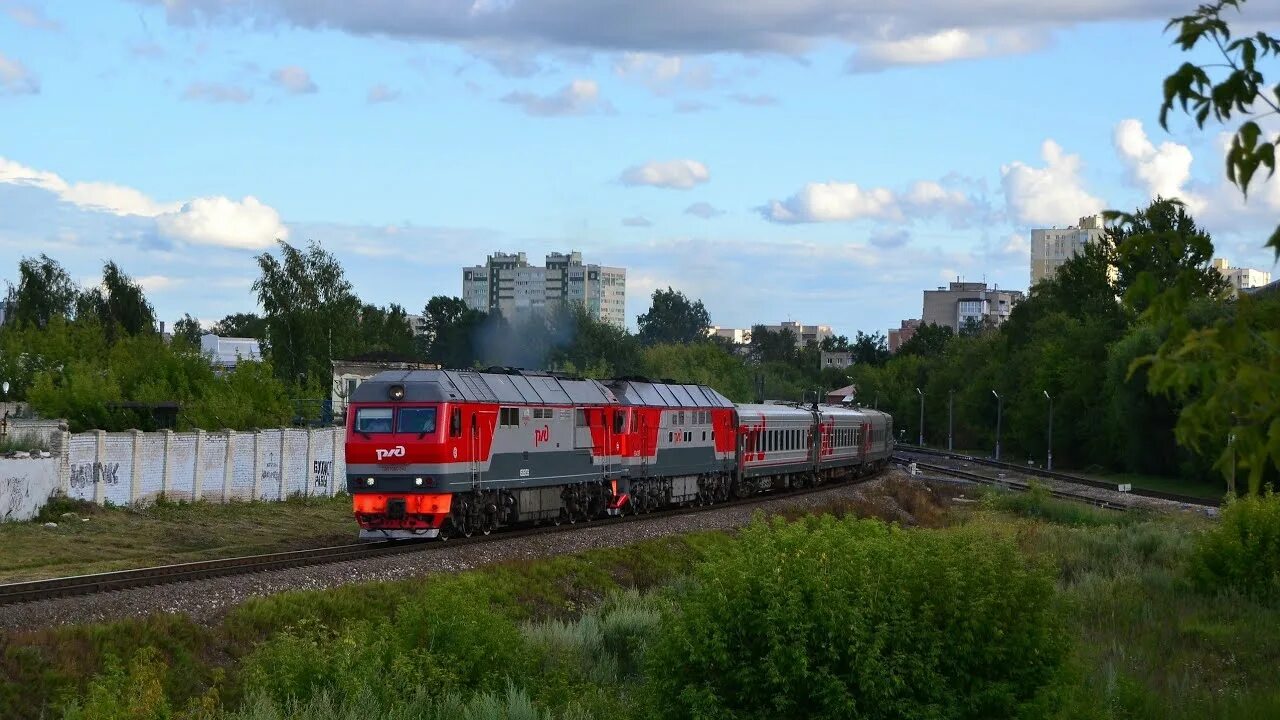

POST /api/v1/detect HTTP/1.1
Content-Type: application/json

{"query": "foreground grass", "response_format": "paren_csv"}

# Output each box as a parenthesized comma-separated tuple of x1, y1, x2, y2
(4, 479, 1277, 720)
(0, 494, 355, 582)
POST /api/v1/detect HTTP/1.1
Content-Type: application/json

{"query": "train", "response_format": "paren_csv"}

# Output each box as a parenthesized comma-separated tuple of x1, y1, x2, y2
(345, 368, 894, 540)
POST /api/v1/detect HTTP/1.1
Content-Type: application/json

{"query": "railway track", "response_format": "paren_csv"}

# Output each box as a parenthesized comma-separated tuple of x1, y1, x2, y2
(893, 455, 1134, 511)
(0, 468, 888, 607)
(895, 445, 1218, 508)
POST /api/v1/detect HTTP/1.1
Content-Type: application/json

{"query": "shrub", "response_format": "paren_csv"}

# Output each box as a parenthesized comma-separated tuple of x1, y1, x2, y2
(1190, 488, 1280, 600)
(239, 578, 531, 709)
(646, 515, 1066, 720)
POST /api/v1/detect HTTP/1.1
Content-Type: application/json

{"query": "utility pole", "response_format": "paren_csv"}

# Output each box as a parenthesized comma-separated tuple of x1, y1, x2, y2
(916, 387, 924, 446)
(947, 389, 954, 452)
(1043, 390, 1053, 470)
(992, 389, 1002, 461)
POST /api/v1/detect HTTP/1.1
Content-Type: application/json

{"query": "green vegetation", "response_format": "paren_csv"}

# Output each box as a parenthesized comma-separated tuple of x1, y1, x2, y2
(0, 494, 354, 583)
(646, 515, 1065, 720)
(5, 475, 1279, 720)
(1189, 489, 1280, 599)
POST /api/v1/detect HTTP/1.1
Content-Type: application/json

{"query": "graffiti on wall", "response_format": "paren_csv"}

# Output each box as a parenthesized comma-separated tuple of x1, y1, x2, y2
(313, 460, 332, 489)
(70, 462, 120, 489)
(2, 476, 23, 521)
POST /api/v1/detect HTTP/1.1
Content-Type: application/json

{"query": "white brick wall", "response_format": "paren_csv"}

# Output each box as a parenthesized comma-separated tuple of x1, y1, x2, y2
(2, 427, 350, 520)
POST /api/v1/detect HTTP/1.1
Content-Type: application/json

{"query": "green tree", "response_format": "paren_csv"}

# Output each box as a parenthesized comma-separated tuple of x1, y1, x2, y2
(75, 261, 157, 343)
(355, 303, 417, 361)
(1138, 0, 1280, 491)
(253, 240, 361, 388)
(419, 296, 487, 369)
(641, 342, 753, 401)
(895, 323, 954, 358)
(1109, 197, 1229, 312)
(849, 330, 890, 366)
(636, 287, 711, 345)
(211, 312, 268, 339)
(11, 254, 78, 329)
(172, 314, 203, 347)
(749, 325, 798, 365)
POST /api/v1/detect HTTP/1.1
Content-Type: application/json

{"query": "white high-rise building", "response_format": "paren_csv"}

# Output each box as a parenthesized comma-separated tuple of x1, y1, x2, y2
(462, 251, 627, 328)
(1030, 214, 1107, 287)
(1212, 258, 1273, 297)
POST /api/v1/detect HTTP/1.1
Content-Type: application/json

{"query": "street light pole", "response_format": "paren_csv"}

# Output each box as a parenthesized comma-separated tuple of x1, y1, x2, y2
(947, 389, 954, 452)
(916, 387, 924, 446)
(1043, 390, 1053, 470)
(992, 389, 1002, 461)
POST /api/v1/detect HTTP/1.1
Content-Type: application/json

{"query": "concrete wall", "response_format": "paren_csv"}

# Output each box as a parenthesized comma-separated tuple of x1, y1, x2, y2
(1, 426, 347, 522)
(0, 458, 61, 522)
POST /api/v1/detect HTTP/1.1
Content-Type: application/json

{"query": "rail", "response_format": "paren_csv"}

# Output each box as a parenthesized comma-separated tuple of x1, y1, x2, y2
(894, 444, 1218, 507)
(894, 456, 1133, 511)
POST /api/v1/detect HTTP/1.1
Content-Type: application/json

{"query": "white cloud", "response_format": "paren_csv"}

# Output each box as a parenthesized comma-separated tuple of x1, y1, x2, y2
(270, 65, 317, 94)
(684, 201, 724, 219)
(0, 156, 287, 249)
(183, 81, 252, 103)
(1000, 140, 1104, 226)
(613, 52, 713, 94)
(761, 178, 976, 225)
(502, 79, 608, 116)
(0, 51, 39, 95)
(149, 1, 1280, 71)
(762, 182, 898, 223)
(156, 196, 288, 250)
(1113, 118, 1202, 211)
(620, 159, 710, 189)
(4, 3, 60, 30)
(367, 83, 400, 103)
(847, 27, 1046, 72)
(136, 275, 181, 293)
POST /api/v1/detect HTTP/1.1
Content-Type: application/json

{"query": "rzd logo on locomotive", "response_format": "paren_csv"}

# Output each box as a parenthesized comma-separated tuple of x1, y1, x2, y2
(375, 445, 406, 461)
(533, 425, 551, 447)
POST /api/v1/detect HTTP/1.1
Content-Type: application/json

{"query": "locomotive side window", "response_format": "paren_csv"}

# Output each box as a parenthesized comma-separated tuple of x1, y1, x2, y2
(355, 407, 393, 433)
(613, 410, 625, 434)
(500, 408, 520, 427)
(397, 407, 437, 434)
(449, 408, 462, 437)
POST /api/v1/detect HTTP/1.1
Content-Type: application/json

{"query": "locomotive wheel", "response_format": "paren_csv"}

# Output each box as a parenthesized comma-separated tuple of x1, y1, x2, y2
(554, 509, 566, 526)
(481, 519, 493, 536)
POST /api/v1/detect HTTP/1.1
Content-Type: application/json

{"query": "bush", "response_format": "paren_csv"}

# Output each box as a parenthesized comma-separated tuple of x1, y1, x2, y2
(646, 515, 1066, 720)
(239, 577, 531, 709)
(1190, 488, 1280, 600)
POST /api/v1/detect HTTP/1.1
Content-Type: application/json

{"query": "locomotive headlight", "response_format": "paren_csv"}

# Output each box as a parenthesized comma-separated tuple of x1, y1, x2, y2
(366, 477, 376, 487)
(388, 384, 405, 401)
(414, 477, 424, 486)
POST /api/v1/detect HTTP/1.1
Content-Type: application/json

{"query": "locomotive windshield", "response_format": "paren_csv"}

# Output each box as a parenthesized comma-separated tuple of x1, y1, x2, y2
(355, 407, 393, 433)
(397, 407, 437, 434)
(353, 406, 438, 435)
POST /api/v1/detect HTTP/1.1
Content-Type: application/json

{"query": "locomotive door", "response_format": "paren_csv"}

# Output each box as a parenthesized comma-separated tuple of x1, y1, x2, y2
(469, 412, 481, 490)
(573, 409, 595, 450)
(860, 422, 872, 463)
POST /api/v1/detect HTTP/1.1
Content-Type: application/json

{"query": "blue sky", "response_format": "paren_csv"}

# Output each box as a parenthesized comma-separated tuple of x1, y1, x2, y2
(2, 0, 1278, 338)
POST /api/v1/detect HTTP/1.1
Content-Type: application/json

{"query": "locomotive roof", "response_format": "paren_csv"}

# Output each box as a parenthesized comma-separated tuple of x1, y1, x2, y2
(351, 369, 618, 406)
(605, 378, 734, 408)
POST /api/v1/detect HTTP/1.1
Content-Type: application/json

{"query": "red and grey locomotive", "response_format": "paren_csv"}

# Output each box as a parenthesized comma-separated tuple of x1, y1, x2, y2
(345, 368, 893, 540)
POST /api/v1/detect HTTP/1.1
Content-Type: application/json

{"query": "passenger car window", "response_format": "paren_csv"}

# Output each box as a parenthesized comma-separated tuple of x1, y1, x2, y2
(355, 407, 393, 433)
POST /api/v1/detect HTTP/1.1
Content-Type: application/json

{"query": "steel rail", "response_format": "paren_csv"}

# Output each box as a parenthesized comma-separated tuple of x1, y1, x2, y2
(0, 467, 888, 607)
(894, 445, 1218, 507)
(894, 456, 1133, 512)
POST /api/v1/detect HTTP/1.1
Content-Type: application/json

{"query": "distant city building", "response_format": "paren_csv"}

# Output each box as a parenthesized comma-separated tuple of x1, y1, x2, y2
(820, 351, 854, 371)
(1030, 213, 1107, 287)
(200, 333, 262, 371)
(707, 326, 752, 344)
(1243, 276, 1280, 297)
(888, 319, 921, 353)
(1212, 258, 1272, 297)
(825, 384, 857, 404)
(462, 251, 626, 328)
(707, 321, 833, 348)
(403, 313, 428, 337)
(922, 281, 1024, 333)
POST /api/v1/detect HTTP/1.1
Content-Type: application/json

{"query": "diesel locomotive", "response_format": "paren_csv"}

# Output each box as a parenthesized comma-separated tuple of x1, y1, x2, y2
(345, 368, 893, 540)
